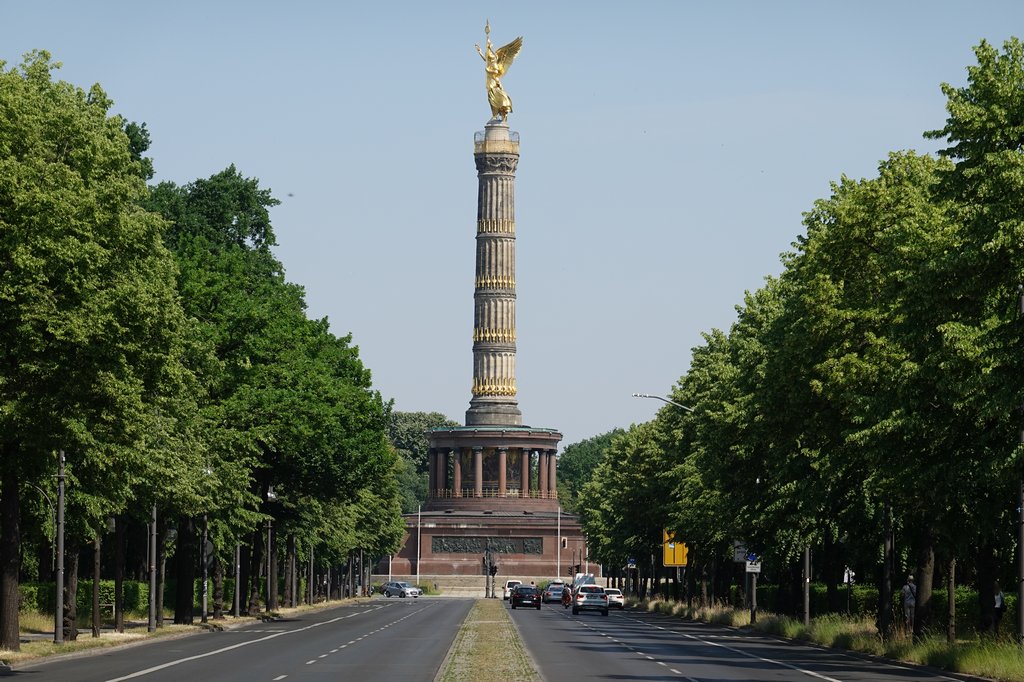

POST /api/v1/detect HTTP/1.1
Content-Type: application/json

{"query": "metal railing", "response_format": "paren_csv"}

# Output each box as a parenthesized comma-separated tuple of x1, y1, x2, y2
(431, 487, 557, 500)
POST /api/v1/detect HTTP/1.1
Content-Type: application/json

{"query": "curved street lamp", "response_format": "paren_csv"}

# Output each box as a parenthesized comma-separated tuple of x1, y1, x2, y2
(632, 393, 694, 413)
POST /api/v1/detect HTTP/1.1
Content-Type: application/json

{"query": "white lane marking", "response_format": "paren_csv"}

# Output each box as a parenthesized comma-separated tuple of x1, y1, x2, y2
(305, 660, 316, 665)
(103, 604, 418, 682)
(273, 677, 287, 681)
(623, 615, 844, 682)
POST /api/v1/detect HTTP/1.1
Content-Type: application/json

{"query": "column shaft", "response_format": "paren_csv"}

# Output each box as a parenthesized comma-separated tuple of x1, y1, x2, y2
(474, 447, 483, 498)
(498, 448, 507, 497)
(520, 450, 530, 498)
(427, 448, 436, 498)
(538, 451, 549, 499)
(549, 450, 558, 497)
(453, 449, 462, 498)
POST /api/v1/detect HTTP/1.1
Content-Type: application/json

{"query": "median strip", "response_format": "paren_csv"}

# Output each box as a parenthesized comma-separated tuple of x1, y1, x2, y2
(435, 599, 540, 682)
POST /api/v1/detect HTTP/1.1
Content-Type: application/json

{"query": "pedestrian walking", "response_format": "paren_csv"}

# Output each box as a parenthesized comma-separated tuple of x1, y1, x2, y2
(995, 582, 1006, 634)
(901, 575, 916, 631)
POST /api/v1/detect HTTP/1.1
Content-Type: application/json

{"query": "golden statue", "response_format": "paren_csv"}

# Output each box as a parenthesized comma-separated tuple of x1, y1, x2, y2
(475, 21, 522, 121)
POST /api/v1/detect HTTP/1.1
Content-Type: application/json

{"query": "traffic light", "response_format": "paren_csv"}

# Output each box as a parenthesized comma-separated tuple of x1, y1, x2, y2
(561, 537, 567, 549)
(489, 564, 499, 576)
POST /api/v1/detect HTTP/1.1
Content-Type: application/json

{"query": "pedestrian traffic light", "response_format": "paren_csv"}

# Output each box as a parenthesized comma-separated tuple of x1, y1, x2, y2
(489, 564, 498, 576)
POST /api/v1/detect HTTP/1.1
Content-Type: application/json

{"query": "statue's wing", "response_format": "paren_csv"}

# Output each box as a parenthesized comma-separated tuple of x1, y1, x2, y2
(494, 36, 523, 77)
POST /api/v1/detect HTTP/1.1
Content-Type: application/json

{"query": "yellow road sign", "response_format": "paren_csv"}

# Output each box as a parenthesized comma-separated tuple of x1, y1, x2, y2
(662, 529, 689, 567)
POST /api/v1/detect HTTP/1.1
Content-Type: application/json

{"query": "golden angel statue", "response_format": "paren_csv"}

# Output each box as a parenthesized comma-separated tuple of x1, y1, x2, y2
(475, 21, 522, 121)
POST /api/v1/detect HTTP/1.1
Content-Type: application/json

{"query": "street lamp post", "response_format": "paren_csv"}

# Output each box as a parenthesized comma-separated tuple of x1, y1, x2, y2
(55, 450, 65, 644)
(632, 393, 695, 413)
(265, 485, 277, 613)
(149, 505, 157, 632)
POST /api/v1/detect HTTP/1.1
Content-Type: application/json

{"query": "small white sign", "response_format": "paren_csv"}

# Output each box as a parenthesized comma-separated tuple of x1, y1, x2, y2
(733, 541, 748, 563)
(745, 561, 762, 573)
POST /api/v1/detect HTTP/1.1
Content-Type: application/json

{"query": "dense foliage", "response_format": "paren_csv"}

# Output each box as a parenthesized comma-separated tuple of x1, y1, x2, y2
(574, 38, 1024, 639)
(0, 53, 404, 647)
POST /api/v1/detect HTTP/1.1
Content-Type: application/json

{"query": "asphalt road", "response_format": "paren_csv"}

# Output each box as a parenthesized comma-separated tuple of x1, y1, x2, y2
(11, 598, 473, 682)
(511, 601, 981, 682)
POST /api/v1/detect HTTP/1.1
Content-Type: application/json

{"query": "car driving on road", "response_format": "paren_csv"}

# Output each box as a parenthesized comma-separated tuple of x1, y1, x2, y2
(510, 585, 542, 609)
(503, 579, 522, 600)
(571, 584, 609, 616)
(542, 584, 565, 603)
(604, 587, 624, 609)
(381, 581, 421, 598)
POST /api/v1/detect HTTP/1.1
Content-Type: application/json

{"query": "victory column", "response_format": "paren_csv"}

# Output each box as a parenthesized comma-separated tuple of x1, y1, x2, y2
(380, 25, 588, 588)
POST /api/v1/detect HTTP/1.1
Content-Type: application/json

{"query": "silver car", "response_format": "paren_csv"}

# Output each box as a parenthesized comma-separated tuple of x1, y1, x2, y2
(382, 581, 421, 598)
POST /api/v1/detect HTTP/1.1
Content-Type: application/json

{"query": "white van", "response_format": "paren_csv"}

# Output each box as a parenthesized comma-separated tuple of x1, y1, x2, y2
(502, 579, 522, 600)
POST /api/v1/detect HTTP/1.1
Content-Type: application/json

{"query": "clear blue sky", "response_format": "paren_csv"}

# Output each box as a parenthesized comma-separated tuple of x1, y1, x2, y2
(3, 2, 1021, 448)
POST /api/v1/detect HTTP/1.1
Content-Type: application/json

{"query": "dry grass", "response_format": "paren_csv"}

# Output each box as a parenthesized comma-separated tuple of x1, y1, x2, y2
(437, 598, 540, 682)
(0, 624, 198, 665)
(635, 597, 1024, 682)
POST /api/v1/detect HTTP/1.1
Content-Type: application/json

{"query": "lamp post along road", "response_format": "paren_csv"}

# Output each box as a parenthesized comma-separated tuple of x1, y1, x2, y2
(149, 505, 156, 632)
(55, 450, 65, 644)
(632, 393, 695, 413)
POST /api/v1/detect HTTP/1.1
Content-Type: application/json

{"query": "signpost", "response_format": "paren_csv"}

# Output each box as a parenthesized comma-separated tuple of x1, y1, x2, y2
(662, 529, 689, 567)
(663, 529, 689, 603)
(745, 552, 759, 624)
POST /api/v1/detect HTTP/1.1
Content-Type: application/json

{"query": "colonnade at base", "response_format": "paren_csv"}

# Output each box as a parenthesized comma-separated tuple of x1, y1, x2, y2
(427, 446, 558, 499)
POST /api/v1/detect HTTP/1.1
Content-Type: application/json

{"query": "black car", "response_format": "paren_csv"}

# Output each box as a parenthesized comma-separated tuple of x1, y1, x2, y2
(510, 585, 542, 609)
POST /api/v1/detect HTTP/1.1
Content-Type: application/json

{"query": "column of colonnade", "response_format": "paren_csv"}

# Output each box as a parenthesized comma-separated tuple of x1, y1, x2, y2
(427, 447, 559, 499)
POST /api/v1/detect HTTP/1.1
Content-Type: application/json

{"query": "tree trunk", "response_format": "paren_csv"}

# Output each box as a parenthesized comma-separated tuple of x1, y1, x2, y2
(173, 517, 195, 624)
(115, 515, 125, 632)
(64, 544, 80, 641)
(284, 534, 295, 608)
(977, 539, 997, 635)
(268, 526, 278, 610)
(247, 527, 264, 614)
(346, 550, 354, 599)
(238, 544, 250, 615)
(699, 561, 708, 606)
(0, 462, 21, 651)
(212, 555, 225, 620)
(878, 506, 894, 637)
(156, 523, 168, 627)
(92, 534, 101, 637)
(947, 556, 956, 644)
(823, 536, 840, 613)
(914, 539, 935, 641)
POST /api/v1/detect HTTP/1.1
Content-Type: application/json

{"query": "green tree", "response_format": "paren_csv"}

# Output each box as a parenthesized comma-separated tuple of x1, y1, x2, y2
(388, 411, 458, 513)
(146, 166, 394, 618)
(557, 429, 624, 512)
(925, 37, 1024, 630)
(0, 52, 192, 648)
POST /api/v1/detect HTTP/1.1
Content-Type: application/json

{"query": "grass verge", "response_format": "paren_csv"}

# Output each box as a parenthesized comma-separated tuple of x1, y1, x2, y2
(1, 599, 359, 667)
(436, 598, 540, 682)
